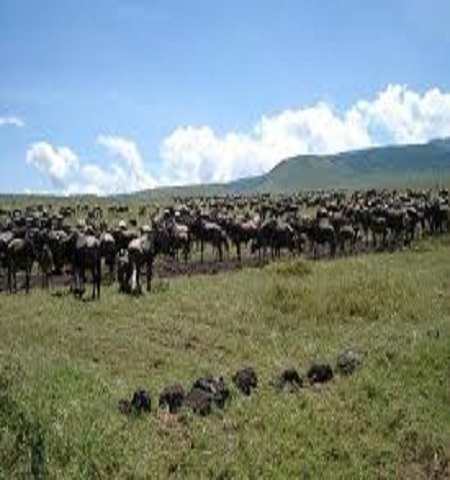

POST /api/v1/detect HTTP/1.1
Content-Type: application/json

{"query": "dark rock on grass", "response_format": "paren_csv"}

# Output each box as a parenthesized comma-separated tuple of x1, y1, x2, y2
(184, 376, 231, 416)
(185, 388, 212, 416)
(307, 363, 333, 384)
(119, 389, 152, 415)
(118, 399, 132, 415)
(192, 376, 230, 408)
(336, 347, 365, 376)
(159, 383, 185, 414)
(274, 368, 303, 392)
(233, 367, 258, 396)
(131, 389, 152, 412)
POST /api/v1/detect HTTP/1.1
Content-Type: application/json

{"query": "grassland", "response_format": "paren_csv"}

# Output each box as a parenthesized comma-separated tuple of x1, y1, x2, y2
(1, 237, 450, 478)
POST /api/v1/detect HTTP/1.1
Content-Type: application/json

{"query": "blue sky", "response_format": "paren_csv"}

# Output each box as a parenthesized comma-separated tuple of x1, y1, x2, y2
(1, 0, 450, 194)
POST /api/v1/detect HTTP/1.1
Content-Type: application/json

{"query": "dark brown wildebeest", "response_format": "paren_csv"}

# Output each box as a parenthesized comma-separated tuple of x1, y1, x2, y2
(117, 248, 133, 293)
(191, 217, 229, 263)
(369, 213, 388, 250)
(38, 243, 54, 289)
(169, 220, 191, 263)
(7, 236, 35, 293)
(251, 219, 297, 260)
(0, 231, 14, 274)
(337, 224, 358, 255)
(99, 231, 116, 283)
(47, 229, 71, 274)
(306, 219, 336, 260)
(424, 200, 448, 235)
(72, 233, 101, 300)
(112, 225, 137, 252)
(226, 216, 259, 261)
(385, 207, 407, 248)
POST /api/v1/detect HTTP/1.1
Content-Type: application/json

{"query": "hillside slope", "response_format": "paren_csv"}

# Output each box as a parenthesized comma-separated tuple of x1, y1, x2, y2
(228, 138, 450, 193)
(131, 138, 450, 199)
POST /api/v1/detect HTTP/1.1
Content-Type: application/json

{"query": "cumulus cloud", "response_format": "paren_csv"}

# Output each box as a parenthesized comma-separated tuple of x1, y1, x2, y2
(0, 116, 25, 127)
(353, 85, 450, 144)
(26, 142, 79, 188)
(26, 136, 156, 195)
(97, 135, 157, 191)
(160, 84, 450, 185)
(24, 85, 450, 194)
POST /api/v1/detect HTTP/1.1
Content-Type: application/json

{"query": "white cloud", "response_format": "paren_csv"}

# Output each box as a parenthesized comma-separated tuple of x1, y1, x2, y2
(96, 135, 157, 191)
(26, 142, 79, 188)
(0, 116, 25, 127)
(353, 85, 450, 144)
(160, 84, 450, 185)
(24, 85, 450, 193)
(26, 136, 156, 195)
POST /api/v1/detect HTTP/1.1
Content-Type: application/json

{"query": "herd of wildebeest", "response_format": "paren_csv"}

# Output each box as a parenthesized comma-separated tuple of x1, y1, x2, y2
(0, 187, 449, 297)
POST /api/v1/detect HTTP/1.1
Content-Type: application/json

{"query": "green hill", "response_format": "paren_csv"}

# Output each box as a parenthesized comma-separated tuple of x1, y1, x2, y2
(4, 139, 450, 203)
(228, 138, 450, 193)
(130, 138, 450, 199)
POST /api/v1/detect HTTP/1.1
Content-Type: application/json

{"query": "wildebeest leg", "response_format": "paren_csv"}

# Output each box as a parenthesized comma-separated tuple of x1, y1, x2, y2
(93, 257, 100, 299)
(8, 263, 12, 293)
(146, 259, 153, 292)
(77, 265, 86, 297)
(92, 264, 99, 300)
(200, 238, 204, 263)
(73, 269, 80, 297)
(236, 241, 241, 262)
(98, 257, 102, 298)
(12, 263, 17, 293)
(130, 264, 137, 293)
(136, 263, 142, 293)
(25, 265, 30, 294)
(330, 239, 336, 257)
(183, 242, 189, 264)
(90, 267, 96, 300)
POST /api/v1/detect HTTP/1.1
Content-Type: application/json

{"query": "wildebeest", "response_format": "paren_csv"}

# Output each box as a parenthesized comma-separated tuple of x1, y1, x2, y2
(226, 216, 259, 261)
(7, 236, 35, 293)
(191, 217, 229, 262)
(71, 232, 102, 300)
(306, 218, 336, 260)
(99, 231, 116, 283)
(127, 227, 156, 293)
(38, 243, 54, 289)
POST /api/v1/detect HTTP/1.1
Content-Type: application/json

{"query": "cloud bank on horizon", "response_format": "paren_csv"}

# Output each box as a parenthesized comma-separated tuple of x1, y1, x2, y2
(25, 84, 450, 195)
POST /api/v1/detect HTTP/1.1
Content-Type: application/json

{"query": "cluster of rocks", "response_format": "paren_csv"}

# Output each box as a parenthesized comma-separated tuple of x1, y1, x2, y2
(119, 368, 254, 417)
(119, 348, 364, 417)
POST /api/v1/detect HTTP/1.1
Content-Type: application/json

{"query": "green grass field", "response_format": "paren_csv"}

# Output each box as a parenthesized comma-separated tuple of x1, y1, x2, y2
(1, 238, 450, 478)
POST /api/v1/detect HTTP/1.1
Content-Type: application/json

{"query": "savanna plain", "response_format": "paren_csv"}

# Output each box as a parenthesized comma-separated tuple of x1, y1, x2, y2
(1, 237, 450, 479)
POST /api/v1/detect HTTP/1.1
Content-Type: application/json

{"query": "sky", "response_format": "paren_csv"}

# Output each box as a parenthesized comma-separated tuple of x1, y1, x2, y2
(1, 0, 450, 195)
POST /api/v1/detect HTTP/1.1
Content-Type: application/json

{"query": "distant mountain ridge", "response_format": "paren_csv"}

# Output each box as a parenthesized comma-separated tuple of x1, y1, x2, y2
(131, 138, 450, 199)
